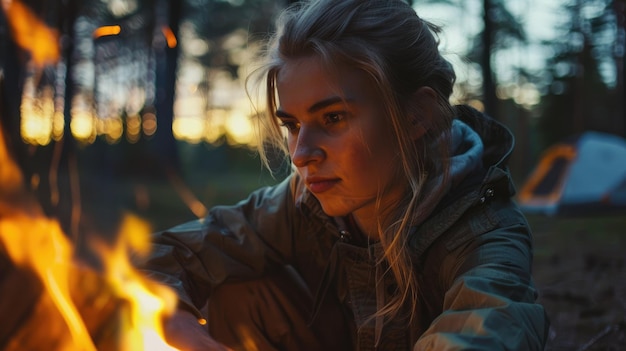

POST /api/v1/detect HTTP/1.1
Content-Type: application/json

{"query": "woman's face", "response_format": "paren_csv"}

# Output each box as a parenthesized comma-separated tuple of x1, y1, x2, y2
(276, 55, 405, 230)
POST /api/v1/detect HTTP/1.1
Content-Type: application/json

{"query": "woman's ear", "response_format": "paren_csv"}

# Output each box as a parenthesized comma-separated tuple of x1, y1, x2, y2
(409, 86, 437, 140)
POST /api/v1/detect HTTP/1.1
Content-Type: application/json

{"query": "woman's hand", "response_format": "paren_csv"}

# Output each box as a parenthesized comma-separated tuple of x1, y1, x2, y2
(164, 308, 232, 351)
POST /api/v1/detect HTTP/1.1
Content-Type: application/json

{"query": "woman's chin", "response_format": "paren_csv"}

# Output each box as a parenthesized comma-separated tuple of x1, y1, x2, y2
(318, 202, 354, 218)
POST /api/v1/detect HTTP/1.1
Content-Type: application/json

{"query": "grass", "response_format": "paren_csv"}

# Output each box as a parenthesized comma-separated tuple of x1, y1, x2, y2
(528, 214, 626, 350)
(30, 164, 626, 349)
(119, 174, 626, 349)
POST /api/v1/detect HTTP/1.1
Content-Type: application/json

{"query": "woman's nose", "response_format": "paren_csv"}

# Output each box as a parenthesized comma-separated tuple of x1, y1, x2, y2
(291, 126, 324, 167)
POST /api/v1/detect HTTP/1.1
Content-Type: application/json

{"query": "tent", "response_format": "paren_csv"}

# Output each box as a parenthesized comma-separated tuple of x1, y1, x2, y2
(517, 131, 626, 216)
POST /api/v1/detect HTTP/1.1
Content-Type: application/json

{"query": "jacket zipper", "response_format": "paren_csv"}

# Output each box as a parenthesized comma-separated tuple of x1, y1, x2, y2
(339, 229, 351, 242)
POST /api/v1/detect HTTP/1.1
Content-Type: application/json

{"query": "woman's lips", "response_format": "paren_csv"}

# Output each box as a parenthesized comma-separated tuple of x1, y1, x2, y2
(307, 178, 340, 193)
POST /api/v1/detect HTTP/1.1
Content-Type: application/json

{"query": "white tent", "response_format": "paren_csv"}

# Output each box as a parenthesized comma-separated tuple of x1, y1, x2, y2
(518, 131, 626, 216)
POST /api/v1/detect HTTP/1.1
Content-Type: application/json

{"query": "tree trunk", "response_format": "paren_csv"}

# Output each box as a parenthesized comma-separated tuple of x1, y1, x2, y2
(151, 0, 182, 174)
(615, 0, 626, 136)
(482, 0, 496, 118)
(0, 8, 27, 183)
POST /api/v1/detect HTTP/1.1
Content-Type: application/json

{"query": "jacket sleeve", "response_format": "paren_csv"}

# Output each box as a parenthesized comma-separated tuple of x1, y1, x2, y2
(414, 202, 549, 351)
(138, 175, 301, 315)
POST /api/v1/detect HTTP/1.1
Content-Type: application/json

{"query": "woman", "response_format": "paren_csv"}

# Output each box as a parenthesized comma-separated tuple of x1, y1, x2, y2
(142, 0, 549, 349)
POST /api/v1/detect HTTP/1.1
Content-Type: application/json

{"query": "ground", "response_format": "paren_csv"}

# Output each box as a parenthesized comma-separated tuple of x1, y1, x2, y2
(13, 166, 626, 350)
(529, 214, 626, 350)
(98, 173, 626, 350)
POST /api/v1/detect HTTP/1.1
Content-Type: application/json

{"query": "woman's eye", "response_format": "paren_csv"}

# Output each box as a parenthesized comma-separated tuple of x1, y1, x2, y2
(279, 120, 300, 133)
(324, 112, 345, 125)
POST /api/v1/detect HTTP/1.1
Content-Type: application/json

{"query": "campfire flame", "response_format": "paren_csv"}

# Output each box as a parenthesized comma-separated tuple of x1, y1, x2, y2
(2, 0, 60, 67)
(0, 202, 97, 351)
(1, 3, 190, 350)
(92, 214, 178, 351)
(0, 126, 179, 349)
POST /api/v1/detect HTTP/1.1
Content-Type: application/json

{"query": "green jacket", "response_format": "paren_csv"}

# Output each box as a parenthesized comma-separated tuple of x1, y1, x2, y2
(142, 106, 548, 350)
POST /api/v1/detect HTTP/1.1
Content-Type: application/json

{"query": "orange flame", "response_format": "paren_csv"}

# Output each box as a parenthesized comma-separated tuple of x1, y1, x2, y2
(161, 26, 177, 49)
(2, 0, 60, 67)
(1, 209, 97, 350)
(91, 214, 178, 350)
(0, 124, 23, 194)
(0, 122, 97, 349)
(0, 124, 179, 349)
(93, 25, 122, 39)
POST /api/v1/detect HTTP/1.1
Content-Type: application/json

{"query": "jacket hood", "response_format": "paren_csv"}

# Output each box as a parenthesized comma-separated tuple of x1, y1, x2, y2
(409, 105, 518, 257)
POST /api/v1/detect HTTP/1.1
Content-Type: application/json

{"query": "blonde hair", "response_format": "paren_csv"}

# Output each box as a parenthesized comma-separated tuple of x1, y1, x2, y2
(251, 0, 456, 325)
